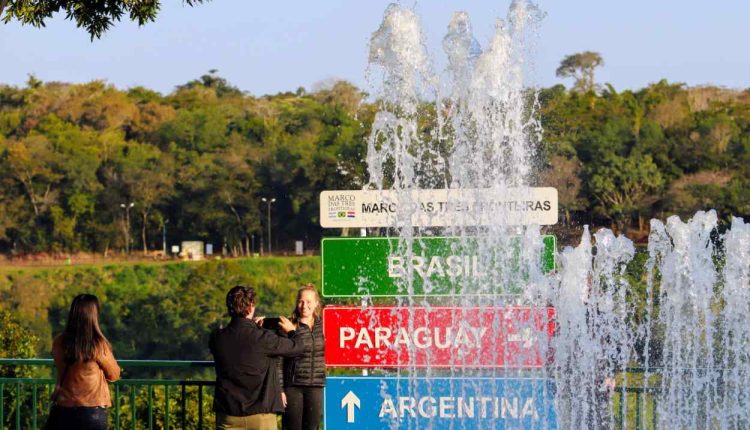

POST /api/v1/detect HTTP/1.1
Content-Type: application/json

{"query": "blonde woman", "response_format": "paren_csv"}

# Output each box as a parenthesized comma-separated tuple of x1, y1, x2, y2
(281, 285, 325, 430)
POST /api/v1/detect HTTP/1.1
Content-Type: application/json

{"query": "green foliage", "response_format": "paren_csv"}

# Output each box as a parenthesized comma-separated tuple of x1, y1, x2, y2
(539, 80, 750, 231)
(0, 308, 38, 377)
(1, 0, 209, 40)
(0, 76, 367, 255)
(177, 70, 243, 99)
(1, 75, 749, 251)
(0, 257, 320, 359)
(587, 153, 664, 229)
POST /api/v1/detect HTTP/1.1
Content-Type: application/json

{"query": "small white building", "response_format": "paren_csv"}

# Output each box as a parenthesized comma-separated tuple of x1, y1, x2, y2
(180, 241, 204, 260)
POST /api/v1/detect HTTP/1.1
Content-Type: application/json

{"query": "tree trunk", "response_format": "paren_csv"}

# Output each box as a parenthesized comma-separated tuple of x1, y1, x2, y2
(21, 175, 40, 216)
(121, 217, 129, 253)
(142, 211, 149, 255)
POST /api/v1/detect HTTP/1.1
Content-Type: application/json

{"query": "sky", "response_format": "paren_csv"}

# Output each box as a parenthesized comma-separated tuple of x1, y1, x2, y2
(1, 0, 749, 96)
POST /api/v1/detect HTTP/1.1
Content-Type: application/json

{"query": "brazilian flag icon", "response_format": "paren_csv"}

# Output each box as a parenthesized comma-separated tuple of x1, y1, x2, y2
(337, 211, 346, 218)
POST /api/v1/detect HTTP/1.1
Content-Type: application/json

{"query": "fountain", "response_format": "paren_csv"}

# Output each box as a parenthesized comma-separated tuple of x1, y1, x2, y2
(322, 1, 750, 429)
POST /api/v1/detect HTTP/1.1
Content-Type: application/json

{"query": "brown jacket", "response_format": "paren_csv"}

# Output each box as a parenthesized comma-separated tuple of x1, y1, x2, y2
(51, 335, 121, 407)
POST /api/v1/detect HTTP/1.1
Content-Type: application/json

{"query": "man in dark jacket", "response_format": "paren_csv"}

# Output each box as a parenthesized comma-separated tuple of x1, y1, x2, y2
(210, 286, 305, 430)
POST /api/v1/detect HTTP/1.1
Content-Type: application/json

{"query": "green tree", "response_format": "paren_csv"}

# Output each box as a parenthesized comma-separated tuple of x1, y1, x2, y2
(541, 155, 585, 226)
(2, 136, 60, 218)
(118, 144, 175, 254)
(0, 309, 38, 377)
(556, 51, 604, 93)
(1, 0, 209, 40)
(177, 70, 243, 99)
(588, 153, 664, 232)
(176, 145, 261, 255)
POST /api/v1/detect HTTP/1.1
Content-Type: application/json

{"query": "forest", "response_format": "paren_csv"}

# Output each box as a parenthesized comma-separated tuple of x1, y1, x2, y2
(1, 72, 749, 256)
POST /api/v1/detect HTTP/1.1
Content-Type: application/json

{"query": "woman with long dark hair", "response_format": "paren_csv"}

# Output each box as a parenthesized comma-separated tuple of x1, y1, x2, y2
(282, 284, 325, 430)
(47, 294, 120, 430)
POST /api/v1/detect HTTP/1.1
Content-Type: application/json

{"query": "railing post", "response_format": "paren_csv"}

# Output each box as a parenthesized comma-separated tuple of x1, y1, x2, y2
(32, 385, 38, 430)
(635, 390, 641, 430)
(148, 385, 154, 430)
(1, 383, 4, 428)
(615, 390, 623, 429)
(15, 383, 21, 430)
(45, 384, 51, 417)
(130, 386, 136, 430)
(181, 384, 186, 430)
(114, 384, 120, 430)
(198, 385, 203, 430)
(164, 385, 170, 429)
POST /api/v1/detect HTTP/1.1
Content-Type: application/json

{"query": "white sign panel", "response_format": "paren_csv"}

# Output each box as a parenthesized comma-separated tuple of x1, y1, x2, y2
(320, 188, 558, 228)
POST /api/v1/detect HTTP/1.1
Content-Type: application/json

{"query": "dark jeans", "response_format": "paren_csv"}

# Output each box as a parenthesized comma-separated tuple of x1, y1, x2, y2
(282, 386, 323, 430)
(46, 405, 108, 430)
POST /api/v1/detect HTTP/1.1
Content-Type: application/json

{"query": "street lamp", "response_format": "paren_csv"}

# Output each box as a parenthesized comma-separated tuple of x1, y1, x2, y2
(261, 197, 276, 255)
(120, 202, 135, 254)
(162, 219, 170, 255)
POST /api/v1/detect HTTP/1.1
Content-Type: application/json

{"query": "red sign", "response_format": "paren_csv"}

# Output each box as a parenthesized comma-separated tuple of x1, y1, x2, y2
(323, 306, 555, 368)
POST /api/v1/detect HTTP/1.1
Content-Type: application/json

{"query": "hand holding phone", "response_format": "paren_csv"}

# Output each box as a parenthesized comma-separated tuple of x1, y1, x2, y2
(261, 317, 281, 329)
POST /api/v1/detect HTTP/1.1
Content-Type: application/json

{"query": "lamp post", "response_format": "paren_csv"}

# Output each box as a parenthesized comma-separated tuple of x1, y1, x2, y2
(261, 197, 276, 255)
(162, 219, 169, 255)
(120, 202, 135, 254)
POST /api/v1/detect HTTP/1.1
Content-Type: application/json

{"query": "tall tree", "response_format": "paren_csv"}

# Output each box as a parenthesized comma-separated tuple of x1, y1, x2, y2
(541, 155, 585, 226)
(588, 153, 664, 232)
(3, 136, 60, 217)
(1, 0, 209, 39)
(119, 144, 175, 254)
(556, 51, 604, 93)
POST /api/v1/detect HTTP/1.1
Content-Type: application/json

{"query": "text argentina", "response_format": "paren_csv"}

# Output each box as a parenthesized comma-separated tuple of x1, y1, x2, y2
(379, 395, 540, 420)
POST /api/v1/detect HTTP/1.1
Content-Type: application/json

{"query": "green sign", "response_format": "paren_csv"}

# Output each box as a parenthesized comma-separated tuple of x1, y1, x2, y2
(321, 236, 556, 297)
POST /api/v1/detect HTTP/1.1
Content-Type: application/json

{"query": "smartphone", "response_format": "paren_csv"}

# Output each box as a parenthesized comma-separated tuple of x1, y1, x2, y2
(261, 317, 281, 329)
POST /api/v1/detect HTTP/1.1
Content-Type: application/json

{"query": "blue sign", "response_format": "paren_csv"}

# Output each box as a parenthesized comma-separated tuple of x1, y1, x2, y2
(325, 377, 557, 430)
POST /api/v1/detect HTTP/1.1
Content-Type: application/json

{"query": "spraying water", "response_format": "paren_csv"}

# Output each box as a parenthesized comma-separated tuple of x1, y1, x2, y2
(361, 2, 750, 429)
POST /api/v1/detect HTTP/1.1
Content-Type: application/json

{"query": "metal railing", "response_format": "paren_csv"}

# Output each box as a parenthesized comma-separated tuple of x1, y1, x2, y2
(0, 359, 215, 430)
(612, 386, 659, 430)
(1, 359, 661, 430)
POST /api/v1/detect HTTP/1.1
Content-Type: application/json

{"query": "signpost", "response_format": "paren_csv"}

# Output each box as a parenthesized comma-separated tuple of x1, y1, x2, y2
(320, 188, 559, 228)
(324, 306, 554, 368)
(319, 187, 561, 428)
(325, 376, 557, 430)
(321, 236, 556, 297)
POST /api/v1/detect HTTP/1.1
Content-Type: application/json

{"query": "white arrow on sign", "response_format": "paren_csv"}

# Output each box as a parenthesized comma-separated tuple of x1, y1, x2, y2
(341, 390, 361, 424)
